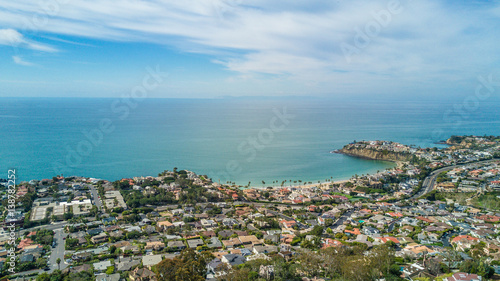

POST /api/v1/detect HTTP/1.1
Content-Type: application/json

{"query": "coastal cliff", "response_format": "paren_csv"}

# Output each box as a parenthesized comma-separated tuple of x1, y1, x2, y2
(336, 141, 412, 162)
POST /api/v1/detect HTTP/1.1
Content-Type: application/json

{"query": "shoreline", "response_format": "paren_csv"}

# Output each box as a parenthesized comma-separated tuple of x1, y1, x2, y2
(335, 147, 409, 164)
(244, 179, 351, 190)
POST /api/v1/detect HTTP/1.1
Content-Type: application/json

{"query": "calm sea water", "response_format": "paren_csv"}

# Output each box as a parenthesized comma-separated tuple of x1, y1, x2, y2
(1, 97, 498, 185)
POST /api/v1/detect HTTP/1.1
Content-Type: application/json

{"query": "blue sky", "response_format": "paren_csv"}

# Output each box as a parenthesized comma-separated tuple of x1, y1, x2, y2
(1, 0, 499, 98)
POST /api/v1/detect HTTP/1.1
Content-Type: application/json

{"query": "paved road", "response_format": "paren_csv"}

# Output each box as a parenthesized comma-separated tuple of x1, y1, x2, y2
(48, 229, 68, 272)
(155, 201, 305, 210)
(22, 221, 66, 233)
(411, 159, 498, 200)
(411, 167, 449, 200)
(440, 230, 464, 248)
(267, 210, 295, 222)
(388, 219, 400, 233)
(234, 201, 303, 210)
(8, 228, 67, 277)
(441, 232, 453, 248)
(88, 184, 103, 210)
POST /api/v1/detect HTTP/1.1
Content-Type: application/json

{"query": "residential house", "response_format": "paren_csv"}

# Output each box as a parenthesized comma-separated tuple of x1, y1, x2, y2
(91, 233, 109, 244)
(451, 235, 480, 251)
(218, 230, 235, 239)
(122, 245, 141, 255)
(72, 252, 92, 261)
(187, 238, 204, 249)
(167, 240, 186, 251)
(222, 218, 240, 228)
(96, 273, 120, 281)
(201, 231, 216, 238)
(157, 220, 174, 231)
(207, 258, 224, 275)
(200, 219, 217, 228)
(321, 239, 342, 249)
(238, 235, 262, 246)
(445, 272, 481, 281)
(19, 254, 34, 263)
(253, 245, 278, 255)
(363, 226, 380, 236)
(93, 260, 112, 272)
(263, 234, 280, 244)
(222, 238, 242, 249)
(88, 228, 104, 236)
(142, 254, 163, 268)
(145, 241, 165, 251)
(221, 254, 246, 267)
(280, 220, 296, 229)
(129, 267, 156, 281)
(116, 258, 141, 272)
(207, 237, 223, 249)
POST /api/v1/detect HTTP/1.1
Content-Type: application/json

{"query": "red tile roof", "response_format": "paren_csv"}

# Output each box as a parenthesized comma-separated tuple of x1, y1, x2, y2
(451, 235, 479, 243)
(344, 228, 361, 235)
(379, 237, 400, 244)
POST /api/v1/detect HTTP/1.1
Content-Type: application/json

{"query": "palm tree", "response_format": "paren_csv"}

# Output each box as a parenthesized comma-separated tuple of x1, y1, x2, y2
(56, 258, 61, 270)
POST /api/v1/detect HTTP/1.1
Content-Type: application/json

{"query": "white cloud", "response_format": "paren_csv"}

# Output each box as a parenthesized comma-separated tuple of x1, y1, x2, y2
(12, 55, 34, 66)
(0, 29, 24, 46)
(0, 28, 57, 52)
(0, 0, 499, 95)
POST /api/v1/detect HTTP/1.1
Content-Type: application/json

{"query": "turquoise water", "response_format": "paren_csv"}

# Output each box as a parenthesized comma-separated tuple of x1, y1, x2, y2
(1, 97, 498, 184)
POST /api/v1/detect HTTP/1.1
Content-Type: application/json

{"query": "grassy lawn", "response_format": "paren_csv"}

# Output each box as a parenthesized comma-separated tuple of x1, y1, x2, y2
(331, 192, 353, 199)
(472, 192, 500, 210)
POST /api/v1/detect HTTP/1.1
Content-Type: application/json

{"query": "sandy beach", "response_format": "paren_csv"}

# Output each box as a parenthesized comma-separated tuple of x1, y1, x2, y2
(248, 179, 350, 190)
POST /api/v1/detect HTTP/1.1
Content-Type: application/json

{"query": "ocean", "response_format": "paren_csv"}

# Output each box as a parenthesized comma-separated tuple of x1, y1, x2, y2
(1, 97, 498, 185)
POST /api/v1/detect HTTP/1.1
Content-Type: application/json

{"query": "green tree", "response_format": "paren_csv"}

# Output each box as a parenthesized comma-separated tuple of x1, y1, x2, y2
(309, 225, 324, 236)
(106, 266, 115, 275)
(216, 264, 250, 281)
(156, 248, 213, 281)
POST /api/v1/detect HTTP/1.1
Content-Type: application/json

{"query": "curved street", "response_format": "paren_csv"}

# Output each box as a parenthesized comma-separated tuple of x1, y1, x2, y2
(411, 159, 498, 200)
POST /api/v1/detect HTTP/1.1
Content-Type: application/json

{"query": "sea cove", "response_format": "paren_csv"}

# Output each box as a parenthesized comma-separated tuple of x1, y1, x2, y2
(1, 97, 498, 184)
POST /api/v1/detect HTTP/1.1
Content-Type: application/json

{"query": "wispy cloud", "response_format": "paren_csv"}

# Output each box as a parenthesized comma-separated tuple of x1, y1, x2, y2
(0, 0, 499, 94)
(12, 55, 34, 66)
(41, 36, 96, 47)
(0, 28, 57, 52)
